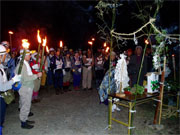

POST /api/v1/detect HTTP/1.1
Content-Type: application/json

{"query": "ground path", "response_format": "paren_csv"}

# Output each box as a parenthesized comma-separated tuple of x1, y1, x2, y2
(3, 86, 179, 135)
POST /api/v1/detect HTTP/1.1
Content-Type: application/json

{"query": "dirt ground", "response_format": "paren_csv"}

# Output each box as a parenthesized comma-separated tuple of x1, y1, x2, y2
(3, 86, 180, 135)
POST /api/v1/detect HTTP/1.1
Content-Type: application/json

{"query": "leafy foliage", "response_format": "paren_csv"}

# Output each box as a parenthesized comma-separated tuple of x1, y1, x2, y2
(124, 84, 145, 95)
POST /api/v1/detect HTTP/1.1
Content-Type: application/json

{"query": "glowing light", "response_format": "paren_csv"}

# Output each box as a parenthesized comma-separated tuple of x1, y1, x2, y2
(172, 54, 175, 57)
(8, 31, 14, 34)
(88, 41, 93, 45)
(92, 38, 95, 41)
(103, 42, 107, 47)
(22, 39, 30, 49)
(37, 30, 42, 43)
(105, 47, 110, 53)
(42, 37, 47, 47)
(145, 39, 149, 45)
(60, 41, 63, 48)
(46, 46, 49, 53)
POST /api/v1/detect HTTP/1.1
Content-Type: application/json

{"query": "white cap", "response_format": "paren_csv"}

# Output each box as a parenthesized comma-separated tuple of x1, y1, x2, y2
(0, 44, 7, 55)
(49, 48, 55, 52)
(1, 41, 9, 48)
(135, 46, 142, 50)
(31, 52, 38, 60)
(20, 49, 30, 56)
(111, 51, 116, 56)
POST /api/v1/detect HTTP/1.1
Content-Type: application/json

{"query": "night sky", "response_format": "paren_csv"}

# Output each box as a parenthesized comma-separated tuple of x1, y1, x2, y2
(0, 0, 179, 51)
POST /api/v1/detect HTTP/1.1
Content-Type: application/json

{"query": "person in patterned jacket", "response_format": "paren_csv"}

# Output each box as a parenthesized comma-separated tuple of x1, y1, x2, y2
(54, 50, 65, 95)
(72, 51, 82, 90)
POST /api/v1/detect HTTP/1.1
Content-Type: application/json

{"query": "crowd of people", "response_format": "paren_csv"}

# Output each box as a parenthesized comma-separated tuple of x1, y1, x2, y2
(0, 40, 154, 133)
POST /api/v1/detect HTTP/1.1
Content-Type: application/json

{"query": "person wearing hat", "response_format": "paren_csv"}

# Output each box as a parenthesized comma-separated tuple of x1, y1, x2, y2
(128, 46, 147, 87)
(29, 52, 42, 103)
(0, 44, 21, 134)
(0, 41, 11, 73)
(46, 48, 56, 86)
(63, 51, 72, 91)
(72, 51, 82, 90)
(15, 49, 42, 129)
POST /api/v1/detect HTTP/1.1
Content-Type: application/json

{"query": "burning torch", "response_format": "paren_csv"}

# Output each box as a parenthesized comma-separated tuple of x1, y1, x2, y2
(36, 30, 42, 63)
(40, 37, 47, 72)
(60, 40, 63, 48)
(12, 39, 30, 91)
(8, 31, 14, 55)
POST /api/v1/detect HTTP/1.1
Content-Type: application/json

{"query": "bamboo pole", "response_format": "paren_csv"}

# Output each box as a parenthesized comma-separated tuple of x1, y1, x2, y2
(153, 57, 166, 124)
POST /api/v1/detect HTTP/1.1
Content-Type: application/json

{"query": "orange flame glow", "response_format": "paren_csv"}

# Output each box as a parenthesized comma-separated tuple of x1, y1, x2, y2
(103, 42, 107, 47)
(92, 38, 95, 41)
(60, 41, 63, 48)
(37, 30, 42, 43)
(46, 46, 49, 53)
(8, 31, 14, 34)
(88, 41, 93, 45)
(22, 39, 30, 49)
(145, 39, 149, 45)
(105, 47, 110, 53)
(42, 37, 47, 47)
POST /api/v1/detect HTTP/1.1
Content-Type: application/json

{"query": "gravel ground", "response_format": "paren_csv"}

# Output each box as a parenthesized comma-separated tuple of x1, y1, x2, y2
(3, 86, 180, 135)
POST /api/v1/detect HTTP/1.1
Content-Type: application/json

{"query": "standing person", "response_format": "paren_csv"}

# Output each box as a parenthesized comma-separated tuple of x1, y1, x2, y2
(82, 50, 94, 90)
(72, 51, 82, 90)
(54, 50, 64, 95)
(63, 52, 72, 92)
(7, 51, 16, 80)
(128, 46, 147, 87)
(0, 44, 21, 135)
(1, 41, 11, 69)
(29, 52, 41, 103)
(15, 49, 42, 129)
(95, 52, 104, 88)
(126, 48, 133, 65)
(146, 47, 153, 72)
(46, 48, 56, 87)
(103, 51, 117, 73)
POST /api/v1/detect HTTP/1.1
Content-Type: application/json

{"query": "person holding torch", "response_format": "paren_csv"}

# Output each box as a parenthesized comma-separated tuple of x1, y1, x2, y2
(15, 40, 42, 129)
(0, 44, 21, 135)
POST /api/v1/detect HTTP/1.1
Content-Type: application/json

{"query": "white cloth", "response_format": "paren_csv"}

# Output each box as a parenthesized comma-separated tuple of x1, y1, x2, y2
(85, 58, 92, 66)
(32, 64, 39, 70)
(66, 61, 71, 68)
(75, 60, 80, 65)
(114, 54, 129, 93)
(24, 60, 33, 76)
(0, 66, 14, 93)
(56, 59, 63, 69)
(78, 68, 81, 73)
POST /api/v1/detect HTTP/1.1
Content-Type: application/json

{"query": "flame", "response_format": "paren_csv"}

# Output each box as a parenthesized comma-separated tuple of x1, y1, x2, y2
(22, 39, 30, 49)
(88, 41, 93, 45)
(8, 31, 14, 34)
(46, 46, 49, 53)
(42, 37, 47, 47)
(60, 41, 63, 48)
(105, 47, 110, 53)
(172, 54, 175, 57)
(103, 42, 107, 47)
(145, 39, 149, 45)
(92, 38, 95, 41)
(37, 30, 41, 43)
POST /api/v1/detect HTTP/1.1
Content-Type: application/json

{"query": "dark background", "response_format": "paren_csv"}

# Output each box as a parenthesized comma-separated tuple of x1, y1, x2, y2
(0, 0, 179, 52)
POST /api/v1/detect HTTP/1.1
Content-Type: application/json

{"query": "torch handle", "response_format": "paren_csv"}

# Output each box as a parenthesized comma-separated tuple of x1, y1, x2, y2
(40, 46, 45, 72)
(36, 43, 41, 63)
(18, 49, 26, 75)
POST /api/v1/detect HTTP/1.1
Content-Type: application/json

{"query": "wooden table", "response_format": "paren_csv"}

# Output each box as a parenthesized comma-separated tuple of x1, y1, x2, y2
(108, 92, 160, 135)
